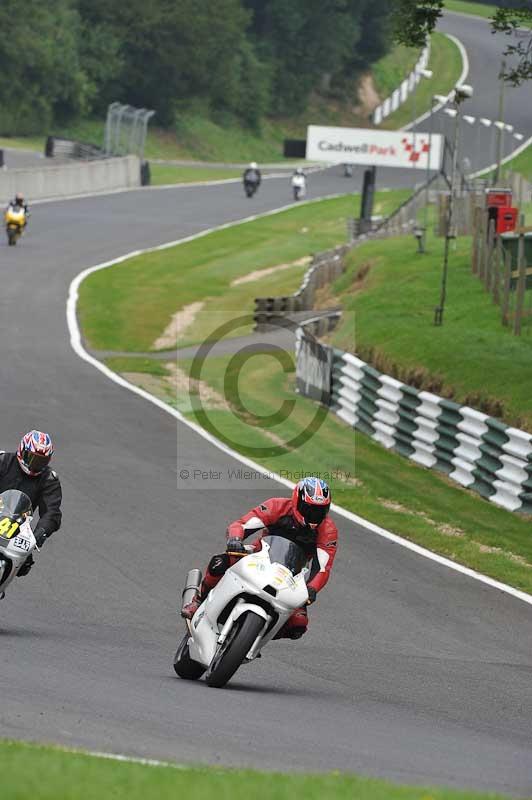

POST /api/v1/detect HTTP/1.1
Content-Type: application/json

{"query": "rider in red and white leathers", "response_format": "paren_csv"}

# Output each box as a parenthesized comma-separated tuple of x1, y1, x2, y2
(182, 477, 338, 639)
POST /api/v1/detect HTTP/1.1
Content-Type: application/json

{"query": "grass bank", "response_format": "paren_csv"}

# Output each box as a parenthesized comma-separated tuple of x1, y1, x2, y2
(372, 45, 419, 99)
(380, 33, 463, 130)
(444, 1, 497, 18)
(501, 144, 532, 181)
(79, 190, 409, 352)
(445, 1, 532, 26)
(326, 225, 532, 429)
(150, 164, 242, 185)
(1, 740, 514, 800)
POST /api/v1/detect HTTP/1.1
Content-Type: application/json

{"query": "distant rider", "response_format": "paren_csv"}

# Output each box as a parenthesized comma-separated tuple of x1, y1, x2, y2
(0, 431, 62, 576)
(243, 162, 261, 194)
(291, 167, 306, 198)
(182, 477, 338, 639)
(7, 192, 29, 226)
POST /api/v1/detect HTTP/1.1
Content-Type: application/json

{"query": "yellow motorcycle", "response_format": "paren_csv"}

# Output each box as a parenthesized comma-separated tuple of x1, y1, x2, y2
(5, 205, 26, 246)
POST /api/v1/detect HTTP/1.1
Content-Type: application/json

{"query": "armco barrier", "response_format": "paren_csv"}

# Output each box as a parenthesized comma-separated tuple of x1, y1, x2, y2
(372, 44, 430, 126)
(254, 246, 348, 329)
(257, 176, 441, 328)
(296, 342, 532, 514)
(0, 155, 141, 200)
(45, 136, 104, 160)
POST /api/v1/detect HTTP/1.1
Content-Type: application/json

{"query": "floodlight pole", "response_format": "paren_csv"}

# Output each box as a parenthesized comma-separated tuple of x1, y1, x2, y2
(493, 59, 506, 185)
(422, 94, 445, 252)
(434, 85, 473, 325)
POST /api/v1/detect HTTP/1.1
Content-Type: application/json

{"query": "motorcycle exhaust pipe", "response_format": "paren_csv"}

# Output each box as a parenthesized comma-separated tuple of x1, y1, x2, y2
(181, 568, 202, 610)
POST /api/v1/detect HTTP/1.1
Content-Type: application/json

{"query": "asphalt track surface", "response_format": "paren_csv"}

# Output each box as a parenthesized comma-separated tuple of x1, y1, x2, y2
(1, 11, 531, 797)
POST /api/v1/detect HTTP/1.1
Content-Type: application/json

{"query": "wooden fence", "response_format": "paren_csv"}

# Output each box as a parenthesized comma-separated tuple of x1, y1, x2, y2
(471, 209, 532, 335)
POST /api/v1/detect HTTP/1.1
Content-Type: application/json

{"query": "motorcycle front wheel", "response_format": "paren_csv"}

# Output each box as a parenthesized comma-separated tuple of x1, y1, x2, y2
(206, 611, 264, 688)
(173, 632, 206, 680)
(7, 228, 17, 246)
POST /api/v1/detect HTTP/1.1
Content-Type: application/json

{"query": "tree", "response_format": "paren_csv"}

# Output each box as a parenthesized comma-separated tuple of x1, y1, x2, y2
(391, 1, 444, 49)
(0, 0, 88, 135)
(244, 0, 381, 114)
(79, 0, 250, 126)
(491, 6, 532, 85)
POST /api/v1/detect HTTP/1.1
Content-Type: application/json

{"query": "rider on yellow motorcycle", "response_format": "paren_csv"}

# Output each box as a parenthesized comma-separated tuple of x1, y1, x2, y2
(5, 192, 28, 245)
(8, 192, 29, 218)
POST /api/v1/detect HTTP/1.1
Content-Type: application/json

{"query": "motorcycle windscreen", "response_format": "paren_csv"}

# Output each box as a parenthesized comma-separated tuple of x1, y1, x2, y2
(0, 489, 33, 520)
(261, 535, 308, 575)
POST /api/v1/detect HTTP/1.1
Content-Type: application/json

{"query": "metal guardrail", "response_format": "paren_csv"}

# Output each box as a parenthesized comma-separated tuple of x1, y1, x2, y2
(254, 246, 348, 329)
(45, 136, 104, 160)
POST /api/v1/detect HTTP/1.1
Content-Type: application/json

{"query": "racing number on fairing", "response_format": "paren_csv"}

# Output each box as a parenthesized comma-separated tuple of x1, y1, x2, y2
(0, 517, 19, 539)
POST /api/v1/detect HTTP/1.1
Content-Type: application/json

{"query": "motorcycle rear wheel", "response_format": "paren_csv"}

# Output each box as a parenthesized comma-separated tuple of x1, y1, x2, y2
(206, 611, 264, 688)
(173, 632, 206, 680)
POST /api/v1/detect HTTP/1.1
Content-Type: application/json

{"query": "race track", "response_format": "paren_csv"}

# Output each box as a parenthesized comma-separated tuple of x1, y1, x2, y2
(1, 11, 531, 797)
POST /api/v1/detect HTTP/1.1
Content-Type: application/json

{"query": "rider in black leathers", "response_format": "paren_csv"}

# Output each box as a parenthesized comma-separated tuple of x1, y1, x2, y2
(0, 432, 62, 576)
(243, 162, 261, 196)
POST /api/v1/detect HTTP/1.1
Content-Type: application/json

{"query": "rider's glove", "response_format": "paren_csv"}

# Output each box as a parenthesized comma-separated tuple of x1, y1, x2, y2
(306, 587, 317, 605)
(226, 537, 245, 554)
(34, 529, 48, 548)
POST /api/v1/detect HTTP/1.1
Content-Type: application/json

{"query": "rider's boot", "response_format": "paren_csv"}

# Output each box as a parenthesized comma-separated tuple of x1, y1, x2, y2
(17, 554, 35, 577)
(181, 580, 210, 619)
(273, 606, 308, 640)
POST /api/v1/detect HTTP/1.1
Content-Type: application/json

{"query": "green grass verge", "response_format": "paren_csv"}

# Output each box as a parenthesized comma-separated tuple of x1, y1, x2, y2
(445, 0, 532, 26)
(0, 740, 513, 800)
(150, 165, 242, 185)
(500, 144, 532, 181)
(0, 136, 44, 151)
(327, 225, 532, 429)
(444, 0, 497, 18)
(380, 33, 463, 130)
(372, 44, 419, 99)
(79, 190, 409, 353)
(105, 343, 532, 595)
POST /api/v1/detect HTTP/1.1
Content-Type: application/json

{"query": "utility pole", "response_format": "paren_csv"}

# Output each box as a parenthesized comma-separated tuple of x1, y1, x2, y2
(493, 59, 506, 185)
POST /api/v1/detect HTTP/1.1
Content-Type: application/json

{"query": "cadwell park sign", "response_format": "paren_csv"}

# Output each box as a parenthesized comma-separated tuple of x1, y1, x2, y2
(306, 125, 443, 171)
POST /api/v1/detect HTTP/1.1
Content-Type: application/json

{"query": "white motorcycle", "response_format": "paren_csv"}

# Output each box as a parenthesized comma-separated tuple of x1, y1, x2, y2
(291, 172, 306, 201)
(0, 490, 35, 600)
(174, 535, 309, 688)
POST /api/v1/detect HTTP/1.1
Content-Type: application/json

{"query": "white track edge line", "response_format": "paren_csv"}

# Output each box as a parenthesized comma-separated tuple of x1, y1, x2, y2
(66, 204, 532, 609)
(82, 749, 184, 769)
(401, 33, 469, 131)
(469, 134, 532, 179)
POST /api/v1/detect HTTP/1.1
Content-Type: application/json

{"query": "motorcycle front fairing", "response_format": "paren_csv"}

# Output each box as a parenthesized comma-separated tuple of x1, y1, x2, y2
(0, 490, 34, 589)
(188, 538, 309, 667)
(5, 207, 26, 227)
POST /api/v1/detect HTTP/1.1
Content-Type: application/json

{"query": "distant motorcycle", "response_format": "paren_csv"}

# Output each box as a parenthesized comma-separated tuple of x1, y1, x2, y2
(174, 536, 310, 688)
(243, 164, 261, 198)
(291, 172, 306, 201)
(343, 164, 353, 178)
(244, 179, 259, 198)
(5, 205, 26, 246)
(0, 490, 35, 600)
